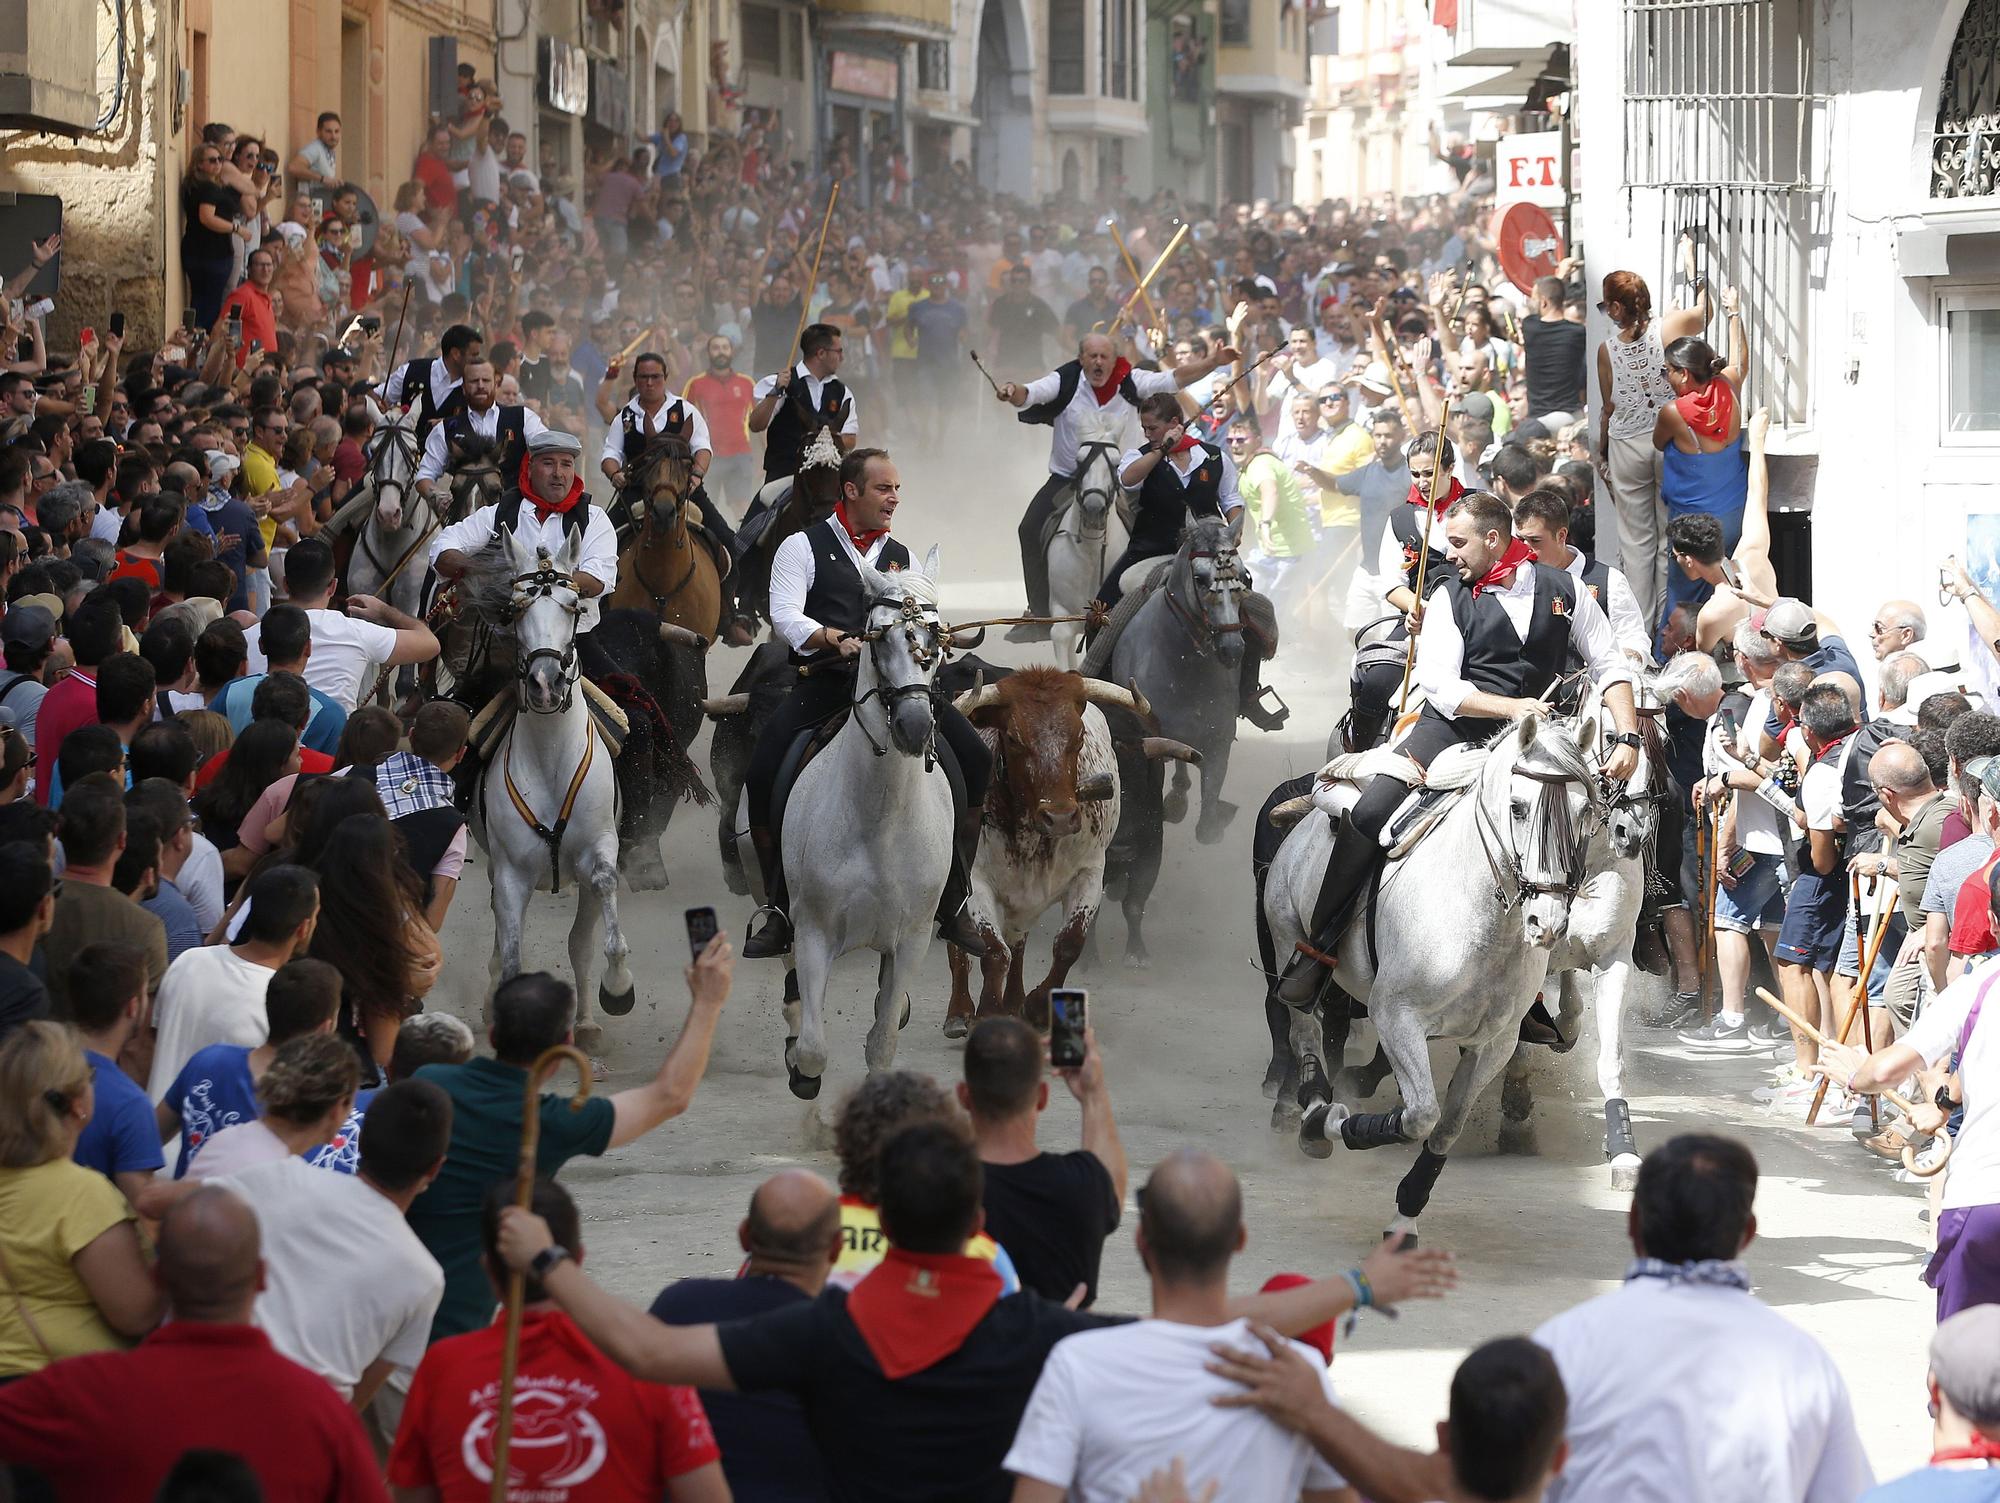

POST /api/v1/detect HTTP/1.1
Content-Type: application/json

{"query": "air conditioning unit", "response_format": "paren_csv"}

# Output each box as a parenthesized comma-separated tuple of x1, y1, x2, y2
(0, 0, 100, 133)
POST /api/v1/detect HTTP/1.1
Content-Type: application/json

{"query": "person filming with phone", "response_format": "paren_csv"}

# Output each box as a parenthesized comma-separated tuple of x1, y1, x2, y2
(958, 1014, 1128, 1309)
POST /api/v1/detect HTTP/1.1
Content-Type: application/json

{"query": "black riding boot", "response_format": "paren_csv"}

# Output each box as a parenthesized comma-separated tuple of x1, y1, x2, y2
(1276, 813, 1377, 1007)
(743, 827, 793, 958)
(934, 808, 987, 950)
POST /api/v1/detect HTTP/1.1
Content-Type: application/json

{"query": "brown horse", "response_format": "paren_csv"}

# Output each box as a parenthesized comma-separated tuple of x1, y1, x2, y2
(610, 437, 723, 640)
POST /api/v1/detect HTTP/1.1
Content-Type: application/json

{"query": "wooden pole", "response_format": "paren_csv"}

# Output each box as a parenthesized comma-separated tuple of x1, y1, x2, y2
(1110, 222, 1191, 331)
(785, 182, 841, 373)
(1803, 880, 1895, 1126)
(1107, 220, 1165, 341)
(490, 1044, 594, 1503)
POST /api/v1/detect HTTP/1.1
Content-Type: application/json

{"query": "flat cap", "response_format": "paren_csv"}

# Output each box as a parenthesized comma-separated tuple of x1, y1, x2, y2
(526, 428, 583, 457)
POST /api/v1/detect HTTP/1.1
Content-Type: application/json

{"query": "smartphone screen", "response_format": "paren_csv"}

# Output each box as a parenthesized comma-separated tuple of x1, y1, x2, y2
(228, 304, 243, 328)
(108, 311, 125, 339)
(1049, 989, 1087, 1069)
(1720, 559, 1742, 590)
(684, 905, 719, 961)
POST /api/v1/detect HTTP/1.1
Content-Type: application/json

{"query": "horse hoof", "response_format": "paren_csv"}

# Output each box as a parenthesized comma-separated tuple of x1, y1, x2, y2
(899, 993, 912, 1030)
(598, 981, 636, 1017)
(1271, 1098, 1301, 1134)
(1161, 790, 1188, 824)
(1298, 1101, 1340, 1158)
(1609, 1153, 1642, 1192)
(620, 851, 671, 892)
(1196, 801, 1239, 844)
(1335, 1066, 1385, 1101)
(1260, 1060, 1285, 1099)
(574, 1022, 605, 1053)
(1384, 1227, 1418, 1250)
(942, 1012, 971, 1040)
(1122, 949, 1151, 970)
(787, 1065, 823, 1100)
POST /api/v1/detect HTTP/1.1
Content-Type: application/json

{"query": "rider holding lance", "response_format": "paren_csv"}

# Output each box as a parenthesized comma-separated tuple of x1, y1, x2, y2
(1099, 391, 1245, 610)
(413, 358, 547, 507)
(745, 323, 860, 526)
(1276, 489, 1643, 1006)
(995, 330, 1239, 642)
(385, 323, 482, 441)
(741, 447, 991, 960)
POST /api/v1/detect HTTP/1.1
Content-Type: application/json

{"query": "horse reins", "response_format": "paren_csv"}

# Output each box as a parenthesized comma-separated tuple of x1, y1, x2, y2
(846, 592, 947, 763)
(499, 560, 593, 892)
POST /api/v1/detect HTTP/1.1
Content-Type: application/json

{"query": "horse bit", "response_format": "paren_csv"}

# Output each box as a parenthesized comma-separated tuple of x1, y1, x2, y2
(1473, 752, 1606, 911)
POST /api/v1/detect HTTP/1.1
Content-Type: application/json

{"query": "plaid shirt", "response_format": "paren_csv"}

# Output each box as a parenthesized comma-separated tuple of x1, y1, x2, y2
(373, 752, 455, 820)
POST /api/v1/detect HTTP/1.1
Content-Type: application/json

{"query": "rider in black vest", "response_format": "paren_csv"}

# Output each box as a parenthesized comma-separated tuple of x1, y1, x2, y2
(389, 322, 481, 442)
(1275, 489, 1643, 1008)
(414, 358, 541, 509)
(746, 324, 857, 518)
(740, 449, 991, 960)
(1095, 394, 1236, 610)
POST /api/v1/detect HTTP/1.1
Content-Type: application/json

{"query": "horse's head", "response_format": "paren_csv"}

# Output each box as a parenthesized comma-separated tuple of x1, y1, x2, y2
(1176, 513, 1250, 668)
(494, 526, 585, 715)
(1502, 710, 1603, 949)
(367, 411, 421, 532)
(1072, 410, 1125, 525)
(630, 437, 694, 528)
(856, 546, 947, 758)
(446, 436, 505, 524)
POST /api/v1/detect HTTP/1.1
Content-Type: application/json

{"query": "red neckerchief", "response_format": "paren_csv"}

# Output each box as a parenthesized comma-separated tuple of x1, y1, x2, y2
(1169, 432, 1203, 456)
(1810, 730, 1851, 765)
(844, 1247, 1002, 1379)
(1471, 537, 1537, 598)
(1409, 475, 1464, 515)
(835, 500, 888, 552)
(516, 455, 584, 523)
(1090, 357, 1134, 406)
(1932, 1435, 2000, 1465)
(1676, 377, 1736, 442)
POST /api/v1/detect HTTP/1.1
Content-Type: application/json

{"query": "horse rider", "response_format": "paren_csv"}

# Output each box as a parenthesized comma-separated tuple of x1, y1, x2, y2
(740, 446, 991, 960)
(1344, 429, 1460, 752)
(1510, 488, 1653, 666)
(600, 350, 745, 623)
(1274, 488, 1643, 1008)
(384, 322, 482, 441)
(994, 329, 1240, 642)
(744, 322, 859, 530)
(413, 356, 546, 512)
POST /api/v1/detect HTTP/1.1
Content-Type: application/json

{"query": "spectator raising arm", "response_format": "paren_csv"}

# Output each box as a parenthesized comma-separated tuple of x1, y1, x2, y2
(608, 933, 734, 1148)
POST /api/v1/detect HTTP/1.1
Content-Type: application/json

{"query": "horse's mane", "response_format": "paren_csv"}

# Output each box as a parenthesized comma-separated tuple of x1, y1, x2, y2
(871, 568, 939, 610)
(454, 534, 521, 628)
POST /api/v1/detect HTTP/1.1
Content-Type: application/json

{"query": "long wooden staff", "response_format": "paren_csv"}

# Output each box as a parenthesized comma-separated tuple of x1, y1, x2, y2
(490, 1044, 593, 1503)
(1754, 986, 1951, 1178)
(1110, 222, 1190, 331)
(1393, 278, 1479, 717)
(784, 182, 841, 371)
(1107, 220, 1165, 339)
(1803, 877, 1895, 1126)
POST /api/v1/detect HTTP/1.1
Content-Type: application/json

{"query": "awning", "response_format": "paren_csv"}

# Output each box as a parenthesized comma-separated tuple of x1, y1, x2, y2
(816, 0, 951, 37)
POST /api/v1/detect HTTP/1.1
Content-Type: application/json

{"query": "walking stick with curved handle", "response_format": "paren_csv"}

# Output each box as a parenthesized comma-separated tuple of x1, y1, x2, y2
(489, 1044, 594, 1503)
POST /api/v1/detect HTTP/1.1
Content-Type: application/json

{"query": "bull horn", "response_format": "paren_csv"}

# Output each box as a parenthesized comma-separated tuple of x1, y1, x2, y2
(659, 622, 710, 650)
(949, 625, 986, 651)
(700, 692, 750, 716)
(954, 672, 1004, 717)
(1076, 771, 1116, 802)
(1139, 736, 1202, 765)
(1268, 794, 1314, 828)
(1080, 679, 1150, 719)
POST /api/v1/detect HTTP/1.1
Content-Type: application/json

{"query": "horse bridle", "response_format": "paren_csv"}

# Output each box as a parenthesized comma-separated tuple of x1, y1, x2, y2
(1473, 746, 1605, 910)
(508, 561, 586, 714)
(847, 592, 947, 761)
(363, 419, 422, 517)
(1166, 545, 1250, 652)
(625, 447, 701, 607)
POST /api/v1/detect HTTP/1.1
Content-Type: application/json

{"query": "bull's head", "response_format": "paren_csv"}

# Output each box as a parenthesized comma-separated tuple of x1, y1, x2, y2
(956, 670, 1147, 841)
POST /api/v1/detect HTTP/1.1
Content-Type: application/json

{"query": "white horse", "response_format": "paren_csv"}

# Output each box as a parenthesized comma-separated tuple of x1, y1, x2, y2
(470, 527, 634, 1048)
(1047, 411, 1130, 668)
(345, 410, 433, 701)
(1261, 710, 1607, 1235)
(781, 550, 956, 1097)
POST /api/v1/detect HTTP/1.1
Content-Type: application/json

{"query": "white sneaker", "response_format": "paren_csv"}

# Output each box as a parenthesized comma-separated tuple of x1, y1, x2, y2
(1750, 1069, 1805, 1104)
(1678, 1014, 1752, 1050)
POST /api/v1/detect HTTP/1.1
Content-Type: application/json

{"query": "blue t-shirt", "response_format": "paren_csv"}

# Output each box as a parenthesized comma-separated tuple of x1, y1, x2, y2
(142, 877, 205, 963)
(198, 491, 268, 611)
(211, 673, 347, 757)
(908, 296, 968, 368)
(1763, 634, 1868, 740)
(303, 1088, 375, 1175)
(165, 1042, 260, 1178)
(1862, 1468, 2000, 1503)
(73, 1048, 165, 1181)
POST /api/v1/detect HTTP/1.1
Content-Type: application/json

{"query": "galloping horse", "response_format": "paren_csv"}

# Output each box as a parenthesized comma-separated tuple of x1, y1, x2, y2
(464, 526, 634, 1048)
(779, 550, 956, 1099)
(345, 411, 431, 700)
(609, 436, 723, 640)
(1045, 409, 1129, 668)
(736, 426, 844, 626)
(1260, 710, 1609, 1234)
(443, 440, 507, 525)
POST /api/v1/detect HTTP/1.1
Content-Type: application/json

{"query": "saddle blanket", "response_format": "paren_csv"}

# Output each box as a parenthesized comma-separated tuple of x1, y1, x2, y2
(1307, 741, 1490, 858)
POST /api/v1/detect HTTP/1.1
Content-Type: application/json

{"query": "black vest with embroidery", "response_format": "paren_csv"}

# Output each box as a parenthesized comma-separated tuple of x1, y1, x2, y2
(1561, 554, 1614, 671)
(1390, 502, 1450, 596)
(492, 486, 593, 543)
(442, 405, 528, 477)
(1131, 442, 1226, 554)
(794, 516, 913, 664)
(1017, 359, 1141, 430)
(397, 358, 463, 439)
(393, 806, 466, 899)
(1443, 563, 1577, 709)
(623, 399, 699, 472)
(763, 376, 850, 482)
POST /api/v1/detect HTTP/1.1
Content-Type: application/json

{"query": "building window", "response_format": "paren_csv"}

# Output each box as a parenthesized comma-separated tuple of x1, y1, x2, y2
(1942, 290, 2000, 442)
(918, 39, 949, 92)
(1050, 0, 1086, 94)
(1622, 0, 1825, 425)
(1933, 0, 2000, 199)
(1103, 0, 1138, 100)
(1220, 0, 1251, 47)
(1169, 14, 1205, 104)
(743, 3, 782, 73)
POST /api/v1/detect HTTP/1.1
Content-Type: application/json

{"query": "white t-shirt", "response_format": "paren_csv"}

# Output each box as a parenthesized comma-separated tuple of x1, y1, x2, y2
(1907, 955, 2000, 1210)
(187, 1118, 291, 1180)
(243, 608, 402, 713)
(1801, 757, 1842, 834)
(214, 1156, 444, 1397)
(180, 831, 226, 932)
(1003, 1317, 1345, 1503)
(146, 946, 279, 1100)
(1534, 1280, 1872, 1503)
(1707, 689, 1786, 856)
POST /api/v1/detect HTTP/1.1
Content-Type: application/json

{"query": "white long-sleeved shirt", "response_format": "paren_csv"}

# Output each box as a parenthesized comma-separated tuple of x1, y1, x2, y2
(750, 363, 861, 438)
(1415, 562, 1634, 719)
(414, 403, 548, 484)
(1115, 443, 1245, 518)
(1022, 363, 1182, 476)
(428, 497, 620, 634)
(769, 523, 894, 653)
(1559, 545, 1651, 662)
(383, 356, 457, 411)
(599, 395, 713, 471)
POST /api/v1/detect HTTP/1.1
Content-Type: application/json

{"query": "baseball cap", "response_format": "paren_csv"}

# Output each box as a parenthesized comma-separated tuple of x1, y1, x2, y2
(1761, 597, 1817, 646)
(1450, 391, 1495, 421)
(12, 594, 63, 625)
(1, 605, 56, 652)
(1932, 1301, 2000, 1425)
(205, 450, 241, 483)
(1964, 755, 2000, 803)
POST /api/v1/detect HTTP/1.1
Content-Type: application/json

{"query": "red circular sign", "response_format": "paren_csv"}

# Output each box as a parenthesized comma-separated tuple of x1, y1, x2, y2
(1497, 202, 1565, 294)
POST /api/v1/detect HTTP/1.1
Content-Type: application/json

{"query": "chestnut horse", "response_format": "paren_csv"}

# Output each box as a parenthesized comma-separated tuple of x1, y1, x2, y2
(610, 435, 722, 641)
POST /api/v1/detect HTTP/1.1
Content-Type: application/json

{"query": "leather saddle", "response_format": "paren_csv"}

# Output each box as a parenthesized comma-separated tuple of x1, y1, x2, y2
(1272, 737, 1491, 861)
(768, 693, 969, 849)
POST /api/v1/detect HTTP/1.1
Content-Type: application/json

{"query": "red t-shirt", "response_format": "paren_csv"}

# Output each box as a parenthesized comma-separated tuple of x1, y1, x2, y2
(218, 283, 278, 368)
(110, 550, 163, 589)
(333, 438, 369, 485)
(414, 151, 459, 212)
(33, 668, 98, 805)
(1950, 854, 2000, 955)
(389, 1308, 719, 1502)
(195, 743, 335, 789)
(0, 1322, 386, 1503)
(682, 372, 757, 458)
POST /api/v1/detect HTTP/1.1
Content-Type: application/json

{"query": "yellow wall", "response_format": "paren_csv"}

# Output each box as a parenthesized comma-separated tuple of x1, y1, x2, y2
(1218, 0, 1310, 81)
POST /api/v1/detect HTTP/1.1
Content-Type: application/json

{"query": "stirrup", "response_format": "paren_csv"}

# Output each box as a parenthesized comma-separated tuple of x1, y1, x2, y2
(1275, 941, 1337, 1006)
(742, 904, 793, 958)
